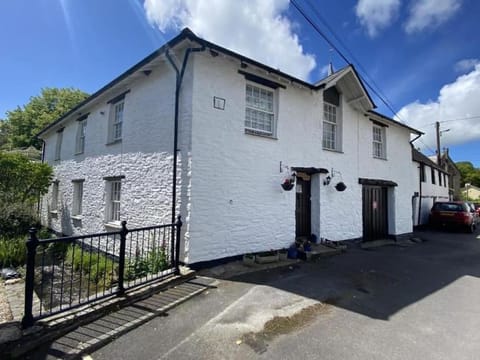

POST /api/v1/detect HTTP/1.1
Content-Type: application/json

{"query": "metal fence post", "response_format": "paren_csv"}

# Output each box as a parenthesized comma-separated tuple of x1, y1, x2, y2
(117, 221, 128, 295)
(175, 215, 183, 275)
(22, 227, 39, 328)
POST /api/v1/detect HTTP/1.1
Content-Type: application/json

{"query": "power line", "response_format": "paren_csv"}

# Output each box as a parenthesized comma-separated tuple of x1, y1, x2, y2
(302, 0, 397, 115)
(290, 0, 403, 121)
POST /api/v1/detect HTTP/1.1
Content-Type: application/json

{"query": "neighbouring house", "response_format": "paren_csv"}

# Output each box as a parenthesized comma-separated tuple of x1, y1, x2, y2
(429, 149, 461, 200)
(38, 28, 422, 266)
(461, 184, 480, 201)
(411, 149, 450, 226)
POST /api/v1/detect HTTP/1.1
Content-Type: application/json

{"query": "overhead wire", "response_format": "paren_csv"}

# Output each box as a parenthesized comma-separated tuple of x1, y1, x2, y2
(290, 0, 405, 122)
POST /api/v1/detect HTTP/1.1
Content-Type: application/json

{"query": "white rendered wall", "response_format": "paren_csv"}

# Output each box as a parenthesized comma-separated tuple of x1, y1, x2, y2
(411, 161, 450, 226)
(186, 52, 417, 264)
(40, 58, 194, 237)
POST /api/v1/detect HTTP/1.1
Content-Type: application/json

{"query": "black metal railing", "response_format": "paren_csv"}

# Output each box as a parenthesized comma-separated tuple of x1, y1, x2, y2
(21, 217, 182, 328)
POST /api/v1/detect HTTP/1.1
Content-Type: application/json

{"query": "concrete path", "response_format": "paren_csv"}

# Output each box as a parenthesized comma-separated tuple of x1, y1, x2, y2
(85, 229, 480, 360)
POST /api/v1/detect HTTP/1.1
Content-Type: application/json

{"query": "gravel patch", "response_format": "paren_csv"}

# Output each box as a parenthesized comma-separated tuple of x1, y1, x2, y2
(0, 280, 13, 323)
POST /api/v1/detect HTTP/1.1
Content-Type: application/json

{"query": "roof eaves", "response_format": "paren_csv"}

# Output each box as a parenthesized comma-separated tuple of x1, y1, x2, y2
(368, 110, 423, 135)
(37, 28, 195, 137)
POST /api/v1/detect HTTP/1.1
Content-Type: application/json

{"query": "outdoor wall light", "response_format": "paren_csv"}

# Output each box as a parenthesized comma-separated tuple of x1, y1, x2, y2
(323, 176, 332, 186)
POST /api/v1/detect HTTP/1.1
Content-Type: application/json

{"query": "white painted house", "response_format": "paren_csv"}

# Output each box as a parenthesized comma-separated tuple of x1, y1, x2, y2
(39, 28, 422, 266)
(411, 149, 450, 226)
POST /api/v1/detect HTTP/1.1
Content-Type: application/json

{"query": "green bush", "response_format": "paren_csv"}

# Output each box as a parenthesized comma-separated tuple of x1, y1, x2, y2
(65, 245, 118, 288)
(0, 236, 26, 267)
(125, 245, 169, 281)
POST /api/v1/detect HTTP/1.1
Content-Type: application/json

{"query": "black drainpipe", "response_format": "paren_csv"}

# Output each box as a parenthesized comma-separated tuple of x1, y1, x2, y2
(409, 133, 423, 227)
(37, 139, 46, 216)
(417, 164, 422, 226)
(166, 43, 205, 225)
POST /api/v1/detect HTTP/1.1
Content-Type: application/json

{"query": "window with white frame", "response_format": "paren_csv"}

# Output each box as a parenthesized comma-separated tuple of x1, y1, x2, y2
(55, 129, 64, 160)
(322, 86, 342, 151)
(372, 125, 386, 159)
(72, 180, 84, 216)
(109, 100, 124, 142)
(51, 181, 59, 211)
(75, 119, 87, 154)
(105, 179, 122, 223)
(323, 102, 338, 150)
(245, 83, 275, 136)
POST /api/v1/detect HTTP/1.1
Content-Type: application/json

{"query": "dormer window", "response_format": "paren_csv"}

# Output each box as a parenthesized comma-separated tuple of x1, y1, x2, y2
(322, 87, 342, 151)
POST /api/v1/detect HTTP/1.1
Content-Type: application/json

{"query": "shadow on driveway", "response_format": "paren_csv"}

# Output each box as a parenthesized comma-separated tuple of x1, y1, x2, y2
(226, 229, 480, 321)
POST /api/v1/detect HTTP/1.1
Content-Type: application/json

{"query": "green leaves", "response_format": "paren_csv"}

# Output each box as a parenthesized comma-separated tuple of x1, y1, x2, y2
(457, 161, 480, 188)
(1, 87, 88, 150)
(0, 151, 53, 236)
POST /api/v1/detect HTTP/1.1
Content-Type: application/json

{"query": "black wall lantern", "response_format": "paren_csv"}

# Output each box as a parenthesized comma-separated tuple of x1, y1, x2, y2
(324, 168, 347, 192)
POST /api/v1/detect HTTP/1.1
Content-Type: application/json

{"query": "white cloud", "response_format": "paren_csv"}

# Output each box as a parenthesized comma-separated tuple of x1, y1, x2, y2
(404, 0, 461, 34)
(397, 64, 480, 151)
(355, 0, 400, 37)
(454, 58, 479, 73)
(143, 0, 316, 81)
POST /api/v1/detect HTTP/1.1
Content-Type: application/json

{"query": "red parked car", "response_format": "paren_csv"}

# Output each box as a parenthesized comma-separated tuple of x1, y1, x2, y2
(429, 201, 477, 233)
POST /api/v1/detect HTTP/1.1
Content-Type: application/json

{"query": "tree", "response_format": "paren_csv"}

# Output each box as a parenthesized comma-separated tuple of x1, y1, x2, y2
(456, 161, 480, 188)
(1, 87, 88, 150)
(0, 151, 53, 236)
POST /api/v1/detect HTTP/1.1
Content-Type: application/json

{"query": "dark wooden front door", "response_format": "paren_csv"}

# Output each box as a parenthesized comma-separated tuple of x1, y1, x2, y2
(362, 185, 388, 241)
(296, 177, 311, 237)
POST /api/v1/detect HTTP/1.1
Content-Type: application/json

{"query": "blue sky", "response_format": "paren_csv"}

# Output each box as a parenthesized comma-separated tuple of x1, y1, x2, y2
(1, 0, 479, 165)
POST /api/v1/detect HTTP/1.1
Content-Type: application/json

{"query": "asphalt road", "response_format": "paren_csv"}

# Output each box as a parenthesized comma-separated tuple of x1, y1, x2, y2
(89, 229, 480, 360)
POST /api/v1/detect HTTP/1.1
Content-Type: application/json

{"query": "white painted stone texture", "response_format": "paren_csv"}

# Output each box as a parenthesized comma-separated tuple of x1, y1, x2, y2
(41, 47, 419, 265)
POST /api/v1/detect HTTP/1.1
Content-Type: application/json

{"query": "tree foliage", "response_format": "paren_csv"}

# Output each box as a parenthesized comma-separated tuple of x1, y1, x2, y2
(0, 152, 53, 236)
(1, 87, 88, 150)
(456, 161, 480, 188)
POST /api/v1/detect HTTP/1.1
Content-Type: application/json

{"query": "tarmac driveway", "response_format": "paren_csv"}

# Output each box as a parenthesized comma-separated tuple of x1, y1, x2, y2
(90, 229, 480, 360)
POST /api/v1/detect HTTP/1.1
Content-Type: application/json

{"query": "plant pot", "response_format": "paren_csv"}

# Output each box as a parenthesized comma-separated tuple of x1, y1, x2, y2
(278, 250, 288, 261)
(243, 254, 255, 266)
(255, 252, 279, 264)
(281, 182, 294, 191)
(287, 247, 298, 259)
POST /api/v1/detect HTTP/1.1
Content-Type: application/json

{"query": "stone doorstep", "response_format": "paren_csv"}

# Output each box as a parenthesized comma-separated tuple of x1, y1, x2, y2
(1, 268, 197, 357)
(360, 239, 397, 249)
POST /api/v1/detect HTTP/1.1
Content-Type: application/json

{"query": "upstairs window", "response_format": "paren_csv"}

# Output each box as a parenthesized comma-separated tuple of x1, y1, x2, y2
(112, 100, 124, 141)
(55, 129, 64, 160)
(431, 168, 436, 184)
(75, 118, 87, 154)
(420, 164, 426, 182)
(245, 83, 275, 137)
(322, 87, 342, 151)
(438, 171, 442, 186)
(372, 125, 386, 159)
(106, 90, 129, 144)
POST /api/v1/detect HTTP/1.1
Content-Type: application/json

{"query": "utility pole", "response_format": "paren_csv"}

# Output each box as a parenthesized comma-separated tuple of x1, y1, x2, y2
(436, 121, 451, 168)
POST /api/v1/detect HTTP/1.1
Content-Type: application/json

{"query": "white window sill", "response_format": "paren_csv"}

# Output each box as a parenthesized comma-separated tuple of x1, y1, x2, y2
(106, 139, 122, 146)
(244, 130, 277, 140)
(323, 148, 343, 154)
(50, 210, 59, 214)
(71, 215, 83, 221)
(373, 156, 388, 161)
(105, 222, 122, 230)
(74, 151, 84, 156)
